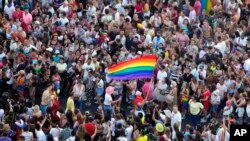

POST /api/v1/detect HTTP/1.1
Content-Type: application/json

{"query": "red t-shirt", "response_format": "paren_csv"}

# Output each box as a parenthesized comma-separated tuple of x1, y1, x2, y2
(135, 3, 143, 13)
(202, 90, 211, 109)
(12, 10, 23, 21)
(84, 123, 95, 136)
(134, 96, 144, 110)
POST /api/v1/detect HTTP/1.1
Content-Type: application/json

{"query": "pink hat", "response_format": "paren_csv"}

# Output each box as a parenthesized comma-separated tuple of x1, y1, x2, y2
(106, 86, 115, 95)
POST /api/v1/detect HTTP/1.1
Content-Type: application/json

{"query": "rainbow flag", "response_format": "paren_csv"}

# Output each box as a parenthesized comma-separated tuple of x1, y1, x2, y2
(108, 55, 157, 80)
(201, 0, 212, 15)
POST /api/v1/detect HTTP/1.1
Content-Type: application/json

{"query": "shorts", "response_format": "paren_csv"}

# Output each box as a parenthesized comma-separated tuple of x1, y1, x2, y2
(212, 105, 218, 113)
(40, 104, 48, 116)
(182, 101, 188, 109)
(96, 87, 104, 96)
(54, 81, 60, 90)
(236, 107, 245, 118)
(17, 85, 25, 92)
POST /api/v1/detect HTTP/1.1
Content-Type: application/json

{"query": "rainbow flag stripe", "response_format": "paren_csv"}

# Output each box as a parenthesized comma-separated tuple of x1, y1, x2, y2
(108, 55, 157, 80)
(201, 0, 212, 15)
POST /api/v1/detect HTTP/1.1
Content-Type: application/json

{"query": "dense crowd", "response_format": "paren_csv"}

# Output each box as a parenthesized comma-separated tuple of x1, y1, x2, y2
(0, 0, 250, 140)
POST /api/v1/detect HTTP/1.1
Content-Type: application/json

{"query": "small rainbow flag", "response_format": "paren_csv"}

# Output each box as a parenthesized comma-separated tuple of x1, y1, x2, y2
(201, 0, 212, 15)
(108, 55, 157, 80)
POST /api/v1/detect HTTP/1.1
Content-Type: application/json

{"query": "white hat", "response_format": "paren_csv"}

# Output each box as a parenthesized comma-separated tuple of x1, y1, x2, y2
(34, 21, 40, 25)
(46, 47, 53, 52)
(72, 62, 76, 66)
(137, 51, 142, 55)
(135, 91, 142, 96)
(163, 109, 171, 118)
(160, 109, 171, 121)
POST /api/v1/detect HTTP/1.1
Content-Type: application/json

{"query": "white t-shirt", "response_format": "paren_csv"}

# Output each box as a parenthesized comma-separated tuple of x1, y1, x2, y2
(210, 94, 221, 105)
(58, 5, 69, 15)
(82, 63, 95, 79)
(246, 104, 250, 117)
(216, 83, 227, 100)
(59, 17, 69, 26)
(104, 94, 112, 106)
(178, 16, 189, 27)
(223, 106, 233, 116)
(215, 41, 226, 56)
(4, 4, 15, 19)
(49, 128, 60, 141)
(35, 129, 46, 141)
(215, 128, 230, 141)
(97, 79, 104, 88)
(171, 111, 182, 130)
(157, 70, 167, 81)
(236, 37, 247, 49)
(125, 126, 133, 141)
(244, 59, 250, 72)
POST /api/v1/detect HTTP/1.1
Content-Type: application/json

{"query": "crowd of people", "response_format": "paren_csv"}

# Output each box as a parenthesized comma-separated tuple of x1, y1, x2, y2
(0, 0, 250, 140)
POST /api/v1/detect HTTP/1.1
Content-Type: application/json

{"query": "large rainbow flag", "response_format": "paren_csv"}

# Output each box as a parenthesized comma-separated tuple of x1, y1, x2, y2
(108, 55, 157, 80)
(201, 0, 212, 15)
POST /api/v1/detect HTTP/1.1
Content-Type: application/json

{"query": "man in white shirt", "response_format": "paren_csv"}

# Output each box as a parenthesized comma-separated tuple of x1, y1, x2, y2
(196, 65, 206, 83)
(59, 12, 69, 26)
(58, 1, 69, 17)
(171, 106, 182, 140)
(35, 124, 46, 141)
(82, 58, 95, 80)
(114, 7, 120, 22)
(4, 1, 15, 19)
(216, 79, 228, 100)
(87, 2, 96, 20)
(103, 86, 121, 117)
(214, 36, 227, 56)
(235, 33, 247, 50)
(66, 130, 76, 141)
(125, 120, 133, 141)
(210, 90, 221, 119)
(178, 11, 189, 27)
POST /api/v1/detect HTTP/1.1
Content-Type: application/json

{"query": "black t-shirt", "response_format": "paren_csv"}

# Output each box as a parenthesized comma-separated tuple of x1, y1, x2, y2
(183, 73, 193, 83)
(75, 134, 91, 141)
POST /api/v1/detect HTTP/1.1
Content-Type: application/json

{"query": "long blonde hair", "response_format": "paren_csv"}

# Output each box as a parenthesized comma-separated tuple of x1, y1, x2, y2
(76, 124, 87, 141)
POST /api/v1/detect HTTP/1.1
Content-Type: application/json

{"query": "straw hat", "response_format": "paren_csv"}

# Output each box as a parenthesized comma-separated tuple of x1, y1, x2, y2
(18, 70, 25, 75)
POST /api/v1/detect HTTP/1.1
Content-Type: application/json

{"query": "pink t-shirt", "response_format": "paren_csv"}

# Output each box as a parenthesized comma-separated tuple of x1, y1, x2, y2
(22, 13, 32, 25)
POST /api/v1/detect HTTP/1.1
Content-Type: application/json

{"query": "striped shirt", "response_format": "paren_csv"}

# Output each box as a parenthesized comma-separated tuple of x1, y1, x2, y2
(171, 72, 182, 81)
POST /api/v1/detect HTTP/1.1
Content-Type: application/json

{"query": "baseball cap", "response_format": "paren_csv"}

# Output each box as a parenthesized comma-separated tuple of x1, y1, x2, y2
(155, 123, 164, 132)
